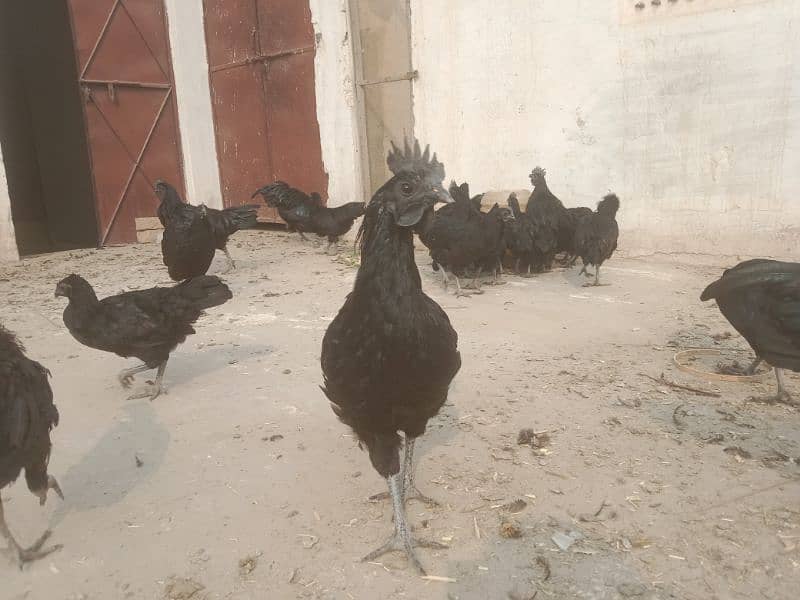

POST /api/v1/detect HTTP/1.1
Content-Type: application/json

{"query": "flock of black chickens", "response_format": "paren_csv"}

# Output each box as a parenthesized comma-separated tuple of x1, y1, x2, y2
(1, 139, 798, 576)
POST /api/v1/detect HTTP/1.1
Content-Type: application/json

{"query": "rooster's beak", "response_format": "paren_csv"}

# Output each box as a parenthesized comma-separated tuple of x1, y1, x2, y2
(433, 185, 453, 204)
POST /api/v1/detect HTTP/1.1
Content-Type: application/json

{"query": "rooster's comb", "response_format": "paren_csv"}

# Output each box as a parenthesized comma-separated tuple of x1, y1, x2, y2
(530, 166, 547, 180)
(386, 138, 445, 182)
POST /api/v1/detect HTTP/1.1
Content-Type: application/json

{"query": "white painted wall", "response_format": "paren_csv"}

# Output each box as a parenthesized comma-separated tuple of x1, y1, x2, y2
(164, 0, 223, 208)
(0, 145, 18, 261)
(309, 0, 364, 208)
(411, 0, 800, 258)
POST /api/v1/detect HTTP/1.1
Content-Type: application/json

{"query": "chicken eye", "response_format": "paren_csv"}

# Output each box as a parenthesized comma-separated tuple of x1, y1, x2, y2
(400, 182, 414, 196)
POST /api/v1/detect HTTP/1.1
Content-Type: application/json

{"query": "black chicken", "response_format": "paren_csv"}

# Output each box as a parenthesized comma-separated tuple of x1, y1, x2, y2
(254, 181, 365, 252)
(420, 182, 513, 295)
(321, 140, 460, 574)
(562, 206, 594, 265)
(573, 193, 620, 286)
(156, 180, 259, 277)
(55, 274, 232, 400)
(701, 260, 800, 405)
(252, 181, 321, 241)
(526, 167, 568, 272)
(1, 324, 63, 567)
(505, 192, 536, 274)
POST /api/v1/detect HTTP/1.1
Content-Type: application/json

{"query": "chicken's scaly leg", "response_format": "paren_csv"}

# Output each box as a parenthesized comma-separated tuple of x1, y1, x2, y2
(0, 493, 62, 569)
(753, 368, 797, 406)
(298, 232, 309, 242)
(401, 437, 439, 506)
(127, 360, 168, 401)
(222, 247, 236, 273)
(440, 268, 450, 290)
(454, 276, 472, 298)
(745, 357, 763, 376)
(362, 473, 447, 575)
(117, 363, 150, 389)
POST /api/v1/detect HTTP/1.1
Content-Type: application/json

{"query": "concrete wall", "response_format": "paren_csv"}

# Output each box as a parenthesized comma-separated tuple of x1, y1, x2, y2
(164, 0, 223, 208)
(410, 0, 800, 258)
(0, 145, 18, 262)
(309, 0, 364, 206)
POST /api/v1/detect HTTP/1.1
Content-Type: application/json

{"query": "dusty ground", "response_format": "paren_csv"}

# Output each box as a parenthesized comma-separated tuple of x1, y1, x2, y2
(1, 230, 798, 600)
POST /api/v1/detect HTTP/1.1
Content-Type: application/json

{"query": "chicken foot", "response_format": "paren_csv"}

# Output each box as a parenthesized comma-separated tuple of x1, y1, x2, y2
(362, 473, 447, 575)
(0, 493, 62, 569)
(126, 361, 168, 401)
(752, 368, 797, 406)
(583, 266, 609, 287)
(117, 363, 151, 388)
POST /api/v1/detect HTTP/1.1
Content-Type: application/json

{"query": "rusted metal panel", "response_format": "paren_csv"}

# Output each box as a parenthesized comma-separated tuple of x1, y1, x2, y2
(204, 0, 328, 221)
(67, 0, 185, 245)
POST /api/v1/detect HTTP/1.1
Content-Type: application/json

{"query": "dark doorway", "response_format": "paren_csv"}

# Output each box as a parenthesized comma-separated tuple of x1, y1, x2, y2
(0, 0, 97, 255)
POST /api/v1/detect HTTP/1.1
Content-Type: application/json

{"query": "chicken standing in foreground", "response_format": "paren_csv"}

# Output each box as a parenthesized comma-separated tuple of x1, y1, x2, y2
(0, 325, 63, 567)
(156, 180, 259, 277)
(701, 259, 800, 405)
(55, 275, 232, 400)
(321, 140, 461, 574)
(573, 193, 621, 286)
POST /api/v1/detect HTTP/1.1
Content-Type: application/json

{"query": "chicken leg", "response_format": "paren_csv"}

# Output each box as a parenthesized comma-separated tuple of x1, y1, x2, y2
(583, 265, 608, 287)
(127, 361, 168, 401)
(369, 436, 439, 506)
(0, 492, 62, 569)
(362, 473, 447, 575)
(754, 368, 797, 406)
(400, 437, 439, 506)
(745, 357, 763, 376)
(221, 247, 236, 273)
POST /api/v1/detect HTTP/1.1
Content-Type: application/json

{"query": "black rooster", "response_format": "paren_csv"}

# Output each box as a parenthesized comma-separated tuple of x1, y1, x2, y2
(526, 167, 568, 272)
(1, 324, 63, 567)
(321, 140, 460, 574)
(701, 260, 800, 405)
(573, 193, 620, 286)
(55, 274, 232, 400)
(253, 181, 366, 252)
(156, 180, 259, 277)
(252, 181, 321, 241)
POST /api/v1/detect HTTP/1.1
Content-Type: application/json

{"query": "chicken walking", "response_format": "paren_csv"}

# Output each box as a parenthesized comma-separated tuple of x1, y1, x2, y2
(0, 324, 63, 568)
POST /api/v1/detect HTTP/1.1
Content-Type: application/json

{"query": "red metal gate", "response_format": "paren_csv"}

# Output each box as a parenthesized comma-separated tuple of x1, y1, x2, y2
(204, 0, 329, 220)
(67, 0, 185, 245)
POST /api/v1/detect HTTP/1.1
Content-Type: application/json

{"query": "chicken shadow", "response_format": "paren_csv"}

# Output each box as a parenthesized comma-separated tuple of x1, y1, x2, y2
(128, 342, 276, 390)
(49, 401, 169, 526)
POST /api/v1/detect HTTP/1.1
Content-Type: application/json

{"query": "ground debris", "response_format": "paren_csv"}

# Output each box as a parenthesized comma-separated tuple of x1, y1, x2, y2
(617, 582, 648, 597)
(500, 518, 524, 539)
(723, 446, 752, 461)
(551, 530, 582, 551)
(497, 499, 528, 514)
(517, 428, 552, 454)
(164, 577, 205, 600)
(534, 555, 551, 581)
(641, 372, 721, 398)
(238, 552, 261, 577)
